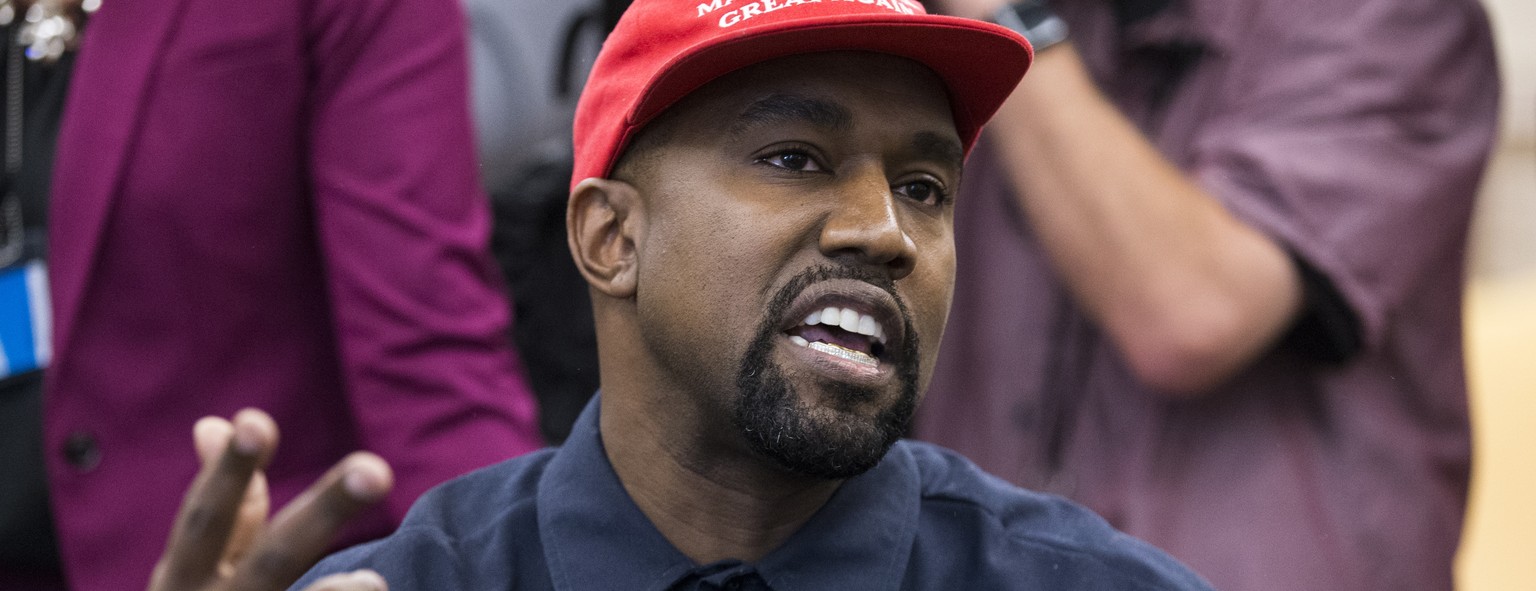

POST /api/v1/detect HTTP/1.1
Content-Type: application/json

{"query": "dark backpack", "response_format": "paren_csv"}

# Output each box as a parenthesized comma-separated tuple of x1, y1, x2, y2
(470, 0, 630, 444)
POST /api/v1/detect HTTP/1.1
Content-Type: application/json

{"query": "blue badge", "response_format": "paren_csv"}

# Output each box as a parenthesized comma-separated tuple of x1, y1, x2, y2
(0, 260, 50, 379)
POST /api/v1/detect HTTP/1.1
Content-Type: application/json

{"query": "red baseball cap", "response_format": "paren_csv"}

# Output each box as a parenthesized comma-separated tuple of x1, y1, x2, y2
(570, 0, 1034, 189)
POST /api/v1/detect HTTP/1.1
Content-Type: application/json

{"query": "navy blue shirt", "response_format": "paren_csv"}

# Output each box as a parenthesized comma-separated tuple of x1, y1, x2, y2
(296, 397, 1212, 590)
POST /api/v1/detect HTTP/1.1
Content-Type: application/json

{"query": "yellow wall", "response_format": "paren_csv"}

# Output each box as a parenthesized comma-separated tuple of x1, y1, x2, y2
(1457, 1, 1535, 588)
(1460, 273, 1536, 590)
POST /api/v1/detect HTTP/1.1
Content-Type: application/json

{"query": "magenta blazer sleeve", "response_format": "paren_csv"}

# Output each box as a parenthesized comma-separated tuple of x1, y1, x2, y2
(303, 0, 544, 516)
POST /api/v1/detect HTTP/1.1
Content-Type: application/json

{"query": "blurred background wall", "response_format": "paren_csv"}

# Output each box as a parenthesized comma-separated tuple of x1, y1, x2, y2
(1457, 0, 1535, 588)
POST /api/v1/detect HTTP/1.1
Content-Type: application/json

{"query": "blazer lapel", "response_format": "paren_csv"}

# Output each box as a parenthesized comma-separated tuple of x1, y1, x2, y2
(49, 0, 190, 358)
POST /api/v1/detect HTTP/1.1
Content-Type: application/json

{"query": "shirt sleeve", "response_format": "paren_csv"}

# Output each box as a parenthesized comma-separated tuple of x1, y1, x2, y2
(302, 0, 543, 518)
(1187, 0, 1499, 354)
(1279, 249, 1361, 364)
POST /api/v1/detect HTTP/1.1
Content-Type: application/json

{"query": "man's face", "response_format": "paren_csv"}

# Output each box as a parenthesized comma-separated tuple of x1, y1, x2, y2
(621, 52, 961, 479)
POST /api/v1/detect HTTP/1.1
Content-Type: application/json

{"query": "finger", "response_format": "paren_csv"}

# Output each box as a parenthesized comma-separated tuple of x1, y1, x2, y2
(219, 470, 271, 577)
(148, 417, 235, 590)
(155, 409, 280, 588)
(302, 570, 388, 591)
(226, 452, 393, 591)
(193, 416, 233, 466)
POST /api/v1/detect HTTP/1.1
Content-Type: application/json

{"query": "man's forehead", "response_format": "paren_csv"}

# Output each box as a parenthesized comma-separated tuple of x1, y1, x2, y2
(675, 53, 964, 154)
(728, 93, 854, 136)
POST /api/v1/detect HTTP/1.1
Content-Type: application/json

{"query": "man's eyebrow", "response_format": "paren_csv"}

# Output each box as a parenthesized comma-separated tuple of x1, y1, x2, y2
(728, 94, 853, 136)
(912, 131, 964, 170)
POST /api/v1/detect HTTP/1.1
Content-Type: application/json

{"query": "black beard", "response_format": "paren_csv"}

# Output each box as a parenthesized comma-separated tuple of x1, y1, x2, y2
(732, 265, 921, 480)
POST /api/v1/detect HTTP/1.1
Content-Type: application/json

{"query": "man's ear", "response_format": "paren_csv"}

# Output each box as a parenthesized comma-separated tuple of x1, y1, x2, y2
(567, 177, 643, 299)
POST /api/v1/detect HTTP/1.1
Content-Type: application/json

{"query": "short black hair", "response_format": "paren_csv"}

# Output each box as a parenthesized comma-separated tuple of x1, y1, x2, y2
(608, 100, 684, 186)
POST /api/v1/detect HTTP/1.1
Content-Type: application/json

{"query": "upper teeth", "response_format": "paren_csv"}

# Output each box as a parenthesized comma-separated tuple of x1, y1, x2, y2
(803, 306, 886, 344)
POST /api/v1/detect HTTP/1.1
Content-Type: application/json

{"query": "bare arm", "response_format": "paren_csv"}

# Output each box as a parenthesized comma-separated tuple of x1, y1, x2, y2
(935, 0, 1302, 395)
(984, 45, 1301, 396)
(935, 0, 1505, 398)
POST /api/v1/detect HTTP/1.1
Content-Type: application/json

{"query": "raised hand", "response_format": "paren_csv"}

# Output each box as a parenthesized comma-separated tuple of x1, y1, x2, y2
(147, 409, 394, 591)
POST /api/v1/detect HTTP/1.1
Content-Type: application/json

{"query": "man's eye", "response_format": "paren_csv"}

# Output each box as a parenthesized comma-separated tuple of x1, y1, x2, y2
(761, 151, 821, 172)
(895, 180, 948, 205)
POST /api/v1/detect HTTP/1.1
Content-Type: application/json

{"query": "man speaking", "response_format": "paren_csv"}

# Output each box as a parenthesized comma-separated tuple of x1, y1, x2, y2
(148, 1, 1214, 589)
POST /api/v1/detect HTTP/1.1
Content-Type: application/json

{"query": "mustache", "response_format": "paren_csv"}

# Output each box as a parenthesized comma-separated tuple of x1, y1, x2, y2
(767, 263, 902, 313)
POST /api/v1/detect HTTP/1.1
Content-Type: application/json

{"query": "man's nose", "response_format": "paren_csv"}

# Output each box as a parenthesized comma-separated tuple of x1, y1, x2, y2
(817, 166, 918, 280)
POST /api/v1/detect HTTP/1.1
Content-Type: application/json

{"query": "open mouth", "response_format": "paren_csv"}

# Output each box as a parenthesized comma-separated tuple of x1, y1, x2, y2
(785, 305, 890, 370)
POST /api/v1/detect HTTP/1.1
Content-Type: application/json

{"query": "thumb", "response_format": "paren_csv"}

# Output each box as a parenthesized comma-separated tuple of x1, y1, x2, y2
(302, 570, 388, 591)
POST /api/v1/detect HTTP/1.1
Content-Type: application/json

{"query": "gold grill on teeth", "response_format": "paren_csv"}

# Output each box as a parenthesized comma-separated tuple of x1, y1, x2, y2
(798, 338, 879, 367)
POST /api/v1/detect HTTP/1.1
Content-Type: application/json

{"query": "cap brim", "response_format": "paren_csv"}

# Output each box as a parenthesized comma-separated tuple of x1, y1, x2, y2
(630, 15, 1033, 155)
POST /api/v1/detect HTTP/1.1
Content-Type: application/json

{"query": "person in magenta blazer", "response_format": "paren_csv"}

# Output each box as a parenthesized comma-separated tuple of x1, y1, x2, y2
(3, 0, 544, 588)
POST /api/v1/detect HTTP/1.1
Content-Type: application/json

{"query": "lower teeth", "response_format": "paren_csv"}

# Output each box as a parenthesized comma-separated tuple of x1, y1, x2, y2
(806, 340, 879, 368)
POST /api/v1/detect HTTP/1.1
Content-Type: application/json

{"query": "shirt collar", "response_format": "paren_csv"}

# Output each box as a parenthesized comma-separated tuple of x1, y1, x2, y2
(754, 442, 921, 590)
(537, 395, 696, 591)
(537, 394, 922, 590)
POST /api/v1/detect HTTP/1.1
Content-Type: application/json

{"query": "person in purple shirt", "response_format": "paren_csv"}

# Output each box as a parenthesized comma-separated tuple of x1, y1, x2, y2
(918, 0, 1500, 589)
(0, 0, 544, 588)
(133, 1, 1218, 590)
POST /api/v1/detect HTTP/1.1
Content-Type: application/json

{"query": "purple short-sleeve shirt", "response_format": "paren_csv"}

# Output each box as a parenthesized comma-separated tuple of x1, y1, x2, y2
(914, 0, 1500, 589)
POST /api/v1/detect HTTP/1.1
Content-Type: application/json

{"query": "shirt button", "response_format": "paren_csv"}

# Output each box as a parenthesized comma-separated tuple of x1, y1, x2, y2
(63, 431, 101, 472)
